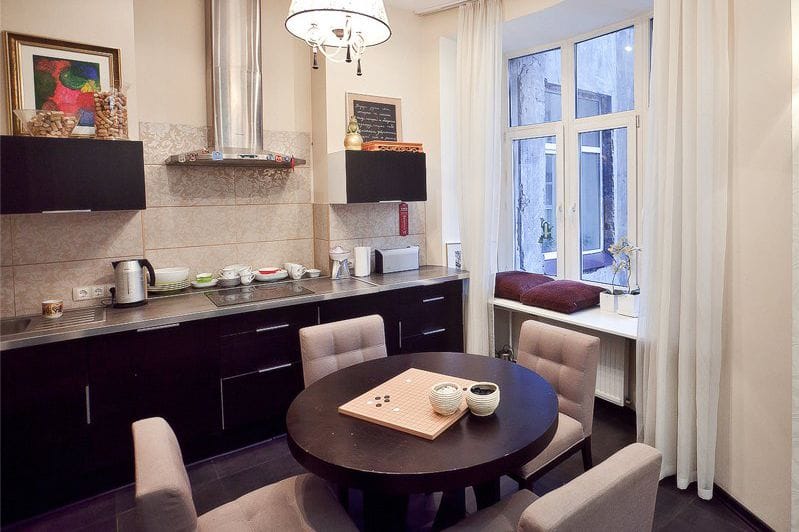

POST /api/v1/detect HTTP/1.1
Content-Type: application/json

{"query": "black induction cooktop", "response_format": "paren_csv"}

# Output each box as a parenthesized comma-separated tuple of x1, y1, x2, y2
(206, 283, 313, 307)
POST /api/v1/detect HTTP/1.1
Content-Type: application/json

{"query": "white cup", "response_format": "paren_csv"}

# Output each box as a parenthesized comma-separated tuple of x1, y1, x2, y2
(219, 267, 238, 279)
(284, 262, 307, 280)
(240, 271, 255, 285)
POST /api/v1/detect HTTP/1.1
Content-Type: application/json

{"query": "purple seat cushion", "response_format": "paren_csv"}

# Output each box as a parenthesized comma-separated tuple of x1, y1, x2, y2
(519, 280, 605, 314)
(494, 271, 554, 301)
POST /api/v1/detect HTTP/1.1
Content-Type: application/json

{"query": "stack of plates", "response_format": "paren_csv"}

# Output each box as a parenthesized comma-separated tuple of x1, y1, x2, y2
(148, 279, 191, 293)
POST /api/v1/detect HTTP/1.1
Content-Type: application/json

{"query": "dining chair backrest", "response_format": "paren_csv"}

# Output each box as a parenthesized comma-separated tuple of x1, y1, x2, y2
(518, 443, 662, 531)
(132, 417, 198, 532)
(299, 314, 387, 387)
(516, 320, 600, 437)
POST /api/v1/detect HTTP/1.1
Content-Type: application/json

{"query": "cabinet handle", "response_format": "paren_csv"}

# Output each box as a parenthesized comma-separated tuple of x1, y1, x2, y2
(85, 385, 91, 425)
(422, 296, 445, 303)
(423, 328, 447, 336)
(42, 209, 92, 214)
(256, 323, 290, 333)
(398, 321, 402, 349)
(137, 323, 180, 333)
(378, 200, 402, 203)
(258, 362, 293, 373)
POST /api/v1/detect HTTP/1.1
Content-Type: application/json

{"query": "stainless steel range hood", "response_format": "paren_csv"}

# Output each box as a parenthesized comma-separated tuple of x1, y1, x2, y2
(166, 0, 305, 168)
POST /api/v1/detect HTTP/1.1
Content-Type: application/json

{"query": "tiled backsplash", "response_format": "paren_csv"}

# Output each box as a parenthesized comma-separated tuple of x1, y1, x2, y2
(0, 122, 428, 317)
(313, 202, 427, 275)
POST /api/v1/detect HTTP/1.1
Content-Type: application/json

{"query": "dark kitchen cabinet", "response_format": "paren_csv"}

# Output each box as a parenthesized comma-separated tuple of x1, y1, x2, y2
(0, 136, 146, 214)
(328, 150, 427, 203)
(319, 280, 464, 356)
(86, 319, 221, 487)
(218, 304, 315, 448)
(1, 340, 90, 523)
(319, 291, 401, 354)
(397, 281, 464, 354)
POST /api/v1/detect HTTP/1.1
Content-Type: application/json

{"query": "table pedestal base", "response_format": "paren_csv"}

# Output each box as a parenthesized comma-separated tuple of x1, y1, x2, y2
(363, 492, 409, 532)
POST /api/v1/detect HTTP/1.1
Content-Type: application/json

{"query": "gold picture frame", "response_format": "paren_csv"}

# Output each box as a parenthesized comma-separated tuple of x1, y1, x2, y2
(346, 92, 402, 142)
(3, 31, 121, 135)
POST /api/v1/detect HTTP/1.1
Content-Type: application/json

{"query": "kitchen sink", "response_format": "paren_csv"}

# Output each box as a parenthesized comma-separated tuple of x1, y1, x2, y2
(0, 317, 31, 335)
(0, 307, 105, 336)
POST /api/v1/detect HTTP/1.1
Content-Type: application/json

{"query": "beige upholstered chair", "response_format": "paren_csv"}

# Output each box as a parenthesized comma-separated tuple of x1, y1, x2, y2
(514, 320, 601, 488)
(445, 443, 662, 532)
(132, 417, 357, 532)
(299, 314, 387, 387)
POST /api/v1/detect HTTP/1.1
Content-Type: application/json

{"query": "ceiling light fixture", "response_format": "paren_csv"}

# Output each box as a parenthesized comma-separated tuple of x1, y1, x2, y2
(285, 0, 391, 76)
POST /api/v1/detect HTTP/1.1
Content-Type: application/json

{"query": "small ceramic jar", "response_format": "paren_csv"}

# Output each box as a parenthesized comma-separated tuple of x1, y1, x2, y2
(428, 381, 463, 416)
(466, 382, 500, 416)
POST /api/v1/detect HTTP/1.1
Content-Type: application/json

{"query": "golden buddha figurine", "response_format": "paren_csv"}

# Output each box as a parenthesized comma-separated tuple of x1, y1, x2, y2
(343, 115, 364, 150)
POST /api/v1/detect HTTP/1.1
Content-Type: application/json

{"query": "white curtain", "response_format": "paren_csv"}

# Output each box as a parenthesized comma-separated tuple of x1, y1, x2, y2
(636, 0, 730, 500)
(455, 0, 503, 355)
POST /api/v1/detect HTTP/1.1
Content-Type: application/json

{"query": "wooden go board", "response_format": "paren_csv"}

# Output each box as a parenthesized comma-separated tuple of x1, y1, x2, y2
(337, 368, 476, 440)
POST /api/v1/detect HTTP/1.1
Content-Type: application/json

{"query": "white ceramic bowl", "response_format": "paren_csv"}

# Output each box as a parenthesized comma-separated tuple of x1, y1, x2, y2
(429, 381, 464, 416)
(306, 268, 321, 278)
(154, 267, 190, 285)
(254, 269, 288, 282)
(466, 382, 500, 416)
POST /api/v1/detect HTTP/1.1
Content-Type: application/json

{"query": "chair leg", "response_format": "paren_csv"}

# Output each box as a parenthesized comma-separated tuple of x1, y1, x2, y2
(581, 437, 593, 470)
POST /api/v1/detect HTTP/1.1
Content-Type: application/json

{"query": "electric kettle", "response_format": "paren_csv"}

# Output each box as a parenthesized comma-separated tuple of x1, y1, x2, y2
(111, 259, 155, 307)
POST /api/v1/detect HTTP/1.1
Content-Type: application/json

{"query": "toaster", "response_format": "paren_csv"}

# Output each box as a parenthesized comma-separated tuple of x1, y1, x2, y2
(375, 246, 420, 274)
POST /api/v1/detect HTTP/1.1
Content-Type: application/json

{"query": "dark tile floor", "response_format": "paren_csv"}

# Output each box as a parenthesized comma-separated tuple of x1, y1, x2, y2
(5, 400, 764, 531)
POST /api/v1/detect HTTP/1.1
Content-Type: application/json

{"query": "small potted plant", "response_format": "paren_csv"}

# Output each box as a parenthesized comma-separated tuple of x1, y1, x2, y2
(602, 237, 640, 315)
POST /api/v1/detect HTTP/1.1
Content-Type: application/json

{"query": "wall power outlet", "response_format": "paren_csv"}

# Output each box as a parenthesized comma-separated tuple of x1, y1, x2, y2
(73, 284, 113, 301)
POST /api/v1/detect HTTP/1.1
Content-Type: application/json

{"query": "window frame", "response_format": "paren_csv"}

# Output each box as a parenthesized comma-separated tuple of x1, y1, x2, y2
(501, 14, 652, 288)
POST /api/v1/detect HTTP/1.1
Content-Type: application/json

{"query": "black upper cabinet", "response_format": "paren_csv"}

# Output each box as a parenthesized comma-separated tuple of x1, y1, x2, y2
(328, 150, 427, 203)
(0, 135, 146, 214)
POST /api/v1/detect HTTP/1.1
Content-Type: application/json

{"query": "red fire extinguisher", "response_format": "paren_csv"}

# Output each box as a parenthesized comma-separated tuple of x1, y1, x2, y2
(399, 202, 409, 236)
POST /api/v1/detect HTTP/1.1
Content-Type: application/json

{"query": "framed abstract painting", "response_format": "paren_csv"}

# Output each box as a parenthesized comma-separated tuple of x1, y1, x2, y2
(3, 32, 121, 136)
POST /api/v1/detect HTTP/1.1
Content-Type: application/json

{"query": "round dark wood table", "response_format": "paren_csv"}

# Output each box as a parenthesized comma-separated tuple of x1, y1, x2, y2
(286, 352, 558, 531)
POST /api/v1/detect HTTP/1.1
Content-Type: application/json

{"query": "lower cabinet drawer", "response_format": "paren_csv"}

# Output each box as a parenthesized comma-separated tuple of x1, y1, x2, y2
(399, 324, 464, 354)
(221, 362, 303, 432)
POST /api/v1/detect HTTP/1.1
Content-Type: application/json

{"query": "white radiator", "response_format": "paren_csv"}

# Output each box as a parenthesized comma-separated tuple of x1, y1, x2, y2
(494, 310, 632, 407)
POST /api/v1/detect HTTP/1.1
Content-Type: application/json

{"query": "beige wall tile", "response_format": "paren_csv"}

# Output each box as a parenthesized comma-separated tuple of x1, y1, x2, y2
(13, 257, 135, 316)
(13, 211, 143, 265)
(145, 244, 238, 277)
(145, 165, 235, 207)
(234, 166, 312, 205)
(408, 201, 426, 235)
(143, 206, 237, 249)
(235, 240, 314, 269)
(329, 203, 398, 240)
(314, 239, 330, 274)
(263, 130, 312, 163)
(139, 122, 209, 165)
(1, 267, 15, 318)
(1, 215, 13, 266)
(235, 204, 313, 242)
(313, 204, 330, 240)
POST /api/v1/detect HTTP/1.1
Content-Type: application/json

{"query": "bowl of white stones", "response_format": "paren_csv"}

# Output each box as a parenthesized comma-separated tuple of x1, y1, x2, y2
(428, 381, 464, 416)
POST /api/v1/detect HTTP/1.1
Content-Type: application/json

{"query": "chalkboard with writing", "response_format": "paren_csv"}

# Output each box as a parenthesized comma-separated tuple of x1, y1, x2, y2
(347, 93, 402, 143)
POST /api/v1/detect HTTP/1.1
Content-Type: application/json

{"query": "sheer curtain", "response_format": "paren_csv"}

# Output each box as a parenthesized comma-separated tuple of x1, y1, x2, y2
(455, 0, 503, 355)
(636, 0, 730, 499)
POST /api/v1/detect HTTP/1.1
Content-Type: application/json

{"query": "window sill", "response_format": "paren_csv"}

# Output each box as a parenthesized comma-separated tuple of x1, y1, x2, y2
(491, 297, 638, 339)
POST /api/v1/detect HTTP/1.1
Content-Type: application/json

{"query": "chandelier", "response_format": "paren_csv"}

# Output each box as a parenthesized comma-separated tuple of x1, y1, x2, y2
(285, 0, 391, 76)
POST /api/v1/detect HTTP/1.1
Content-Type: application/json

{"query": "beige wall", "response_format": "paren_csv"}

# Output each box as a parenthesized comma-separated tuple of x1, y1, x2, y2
(0, 0, 139, 138)
(714, 0, 793, 529)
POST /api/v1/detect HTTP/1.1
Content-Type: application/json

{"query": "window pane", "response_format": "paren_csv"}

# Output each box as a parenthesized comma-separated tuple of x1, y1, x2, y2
(513, 136, 557, 275)
(575, 27, 634, 118)
(579, 127, 628, 286)
(509, 48, 562, 127)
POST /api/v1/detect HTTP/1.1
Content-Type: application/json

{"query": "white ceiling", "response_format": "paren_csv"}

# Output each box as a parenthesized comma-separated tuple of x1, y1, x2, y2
(384, 0, 653, 51)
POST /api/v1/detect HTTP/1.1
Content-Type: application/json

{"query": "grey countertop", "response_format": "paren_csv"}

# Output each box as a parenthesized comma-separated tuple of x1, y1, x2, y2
(0, 266, 469, 351)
